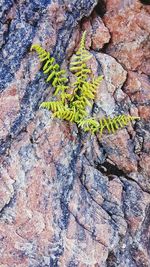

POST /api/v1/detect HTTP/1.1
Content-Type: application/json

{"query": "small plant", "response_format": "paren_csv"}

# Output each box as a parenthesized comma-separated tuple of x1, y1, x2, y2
(31, 31, 139, 136)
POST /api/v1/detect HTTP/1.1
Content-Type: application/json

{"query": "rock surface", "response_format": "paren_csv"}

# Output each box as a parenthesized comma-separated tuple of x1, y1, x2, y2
(0, 0, 150, 267)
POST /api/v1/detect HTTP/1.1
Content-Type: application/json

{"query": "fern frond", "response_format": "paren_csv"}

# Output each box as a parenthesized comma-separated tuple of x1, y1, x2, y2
(75, 31, 92, 61)
(78, 118, 100, 134)
(70, 31, 92, 72)
(78, 115, 140, 135)
(53, 107, 77, 122)
(53, 85, 68, 96)
(79, 31, 87, 51)
(31, 35, 140, 138)
(69, 32, 103, 117)
(40, 101, 64, 112)
(31, 44, 68, 99)
(70, 63, 86, 71)
(31, 44, 49, 61)
(60, 92, 72, 102)
(90, 76, 103, 91)
(99, 115, 140, 136)
(71, 76, 102, 115)
(82, 83, 95, 99)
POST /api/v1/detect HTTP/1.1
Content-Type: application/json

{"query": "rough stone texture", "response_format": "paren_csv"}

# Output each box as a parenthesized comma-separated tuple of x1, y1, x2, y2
(104, 0, 150, 74)
(82, 11, 111, 50)
(0, 0, 150, 267)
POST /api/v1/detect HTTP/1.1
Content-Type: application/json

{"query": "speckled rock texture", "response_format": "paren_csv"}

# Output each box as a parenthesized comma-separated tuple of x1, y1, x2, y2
(0, 0, 150, 266)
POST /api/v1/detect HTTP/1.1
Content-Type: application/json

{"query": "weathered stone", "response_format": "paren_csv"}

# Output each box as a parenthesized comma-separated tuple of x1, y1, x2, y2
(0, 0, 150, 266)
(124, 71, 150, 109)
(104, 0, 150, 74)
(82, 11, 110, 50)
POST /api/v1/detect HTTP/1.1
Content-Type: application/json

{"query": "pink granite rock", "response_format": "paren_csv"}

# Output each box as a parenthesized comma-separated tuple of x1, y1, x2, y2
(82, 11, 110, 50)
(0, 0, 150, 266)
(104, 0, 150, 74)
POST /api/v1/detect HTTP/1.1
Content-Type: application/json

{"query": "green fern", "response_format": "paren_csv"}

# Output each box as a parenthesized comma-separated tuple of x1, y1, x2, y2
(53, 108, 76, 122)
(69, 32, 103, 123)
(31, 44, 69, 103)
(70, 31, 92, 71)
(31, 32, 140, 136)
(79, 115, 140, 135)
(40, 101, 64, 113)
